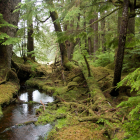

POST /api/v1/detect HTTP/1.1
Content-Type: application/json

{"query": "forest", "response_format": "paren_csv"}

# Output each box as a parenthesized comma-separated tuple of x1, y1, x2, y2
(0, 0, 140, 139)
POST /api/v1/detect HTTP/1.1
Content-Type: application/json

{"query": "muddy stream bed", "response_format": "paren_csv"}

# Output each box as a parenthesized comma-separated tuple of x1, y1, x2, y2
(0, 88, 54, 140)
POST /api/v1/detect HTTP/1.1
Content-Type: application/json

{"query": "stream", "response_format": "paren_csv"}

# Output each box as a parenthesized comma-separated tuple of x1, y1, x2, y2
(0, 88, 54, 140)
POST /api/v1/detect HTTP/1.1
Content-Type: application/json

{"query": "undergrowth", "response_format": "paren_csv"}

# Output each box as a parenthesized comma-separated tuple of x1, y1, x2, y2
(123, 48, 140, 72)
(92, 51, 114, 67)
(117, 68, 140, 139)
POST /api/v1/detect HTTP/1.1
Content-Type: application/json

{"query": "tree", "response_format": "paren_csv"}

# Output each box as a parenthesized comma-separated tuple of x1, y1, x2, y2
(93, 12, 99, 56)
(27, 18, 35, 61)
(49, 9, 69, 66)
(101, 11, 106, 52)
(110, 0, 129, 96)
(0, 0, 20, 70)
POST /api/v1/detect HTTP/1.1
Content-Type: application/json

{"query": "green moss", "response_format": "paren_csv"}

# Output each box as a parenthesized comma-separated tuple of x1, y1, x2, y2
(55, 118, 68, 129)
(67, 82, 78, 88)
(12, 54, 24, 64)
(0, 81, 19, 105)
(73, 76, 82, 82)
(53, 86, 68, 96)
(28, 101, 39, 104)
(35, 106, 67, 125)
(105, 62, 115, 70)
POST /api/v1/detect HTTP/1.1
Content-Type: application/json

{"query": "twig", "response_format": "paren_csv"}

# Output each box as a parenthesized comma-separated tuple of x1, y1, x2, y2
(97, 73, 109, 82)
(40, 100, 45, 111)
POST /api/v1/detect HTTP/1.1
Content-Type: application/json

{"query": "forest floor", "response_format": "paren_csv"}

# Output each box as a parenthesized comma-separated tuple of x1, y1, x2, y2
(24, 59, 133, 140)
(0, 55, 136, 139)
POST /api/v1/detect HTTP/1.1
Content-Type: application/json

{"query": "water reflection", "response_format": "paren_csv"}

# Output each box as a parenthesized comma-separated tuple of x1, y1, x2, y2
(0, 88, 54, 140)
(33, 90, 54, 103)
(20, 90, 54, 104)
(20, 92, 28, 102)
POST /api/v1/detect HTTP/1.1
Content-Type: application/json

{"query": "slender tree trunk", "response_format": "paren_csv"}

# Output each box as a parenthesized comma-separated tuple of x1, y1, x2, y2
(0, 0, 20, 70)
(110, 0, 129, 96)
(127, 3, 135, 46)
(67, 20, 75, 60)
(27, 22, 35, 61)
(101, 11, 106, 52)
(93, 12, 98, 56)
(84, 13, 88, 53)
(50, 10, 69, 66)
(88, 37, 92, 55)
(88, 19, 94, 55)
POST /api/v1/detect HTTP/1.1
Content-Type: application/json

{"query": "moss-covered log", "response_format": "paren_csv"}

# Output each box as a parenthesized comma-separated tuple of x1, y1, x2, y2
(80, 64, 127, 139)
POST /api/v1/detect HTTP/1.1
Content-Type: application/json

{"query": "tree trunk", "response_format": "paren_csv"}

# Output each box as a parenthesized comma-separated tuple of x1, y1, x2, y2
(67, 20, 75, 60)
(27, 22, 35, 61)
(0, 0, 20, 70)
(127, 2, 135, 46)
(50, 10, 69, 66)
(84, 13, 88, 54)
(110, 0, 129, 96)
(88, 19, 94, 55)
(88, 37, 92, 55)
(101, 11, 106, 52)
(93, 12, 98, 56)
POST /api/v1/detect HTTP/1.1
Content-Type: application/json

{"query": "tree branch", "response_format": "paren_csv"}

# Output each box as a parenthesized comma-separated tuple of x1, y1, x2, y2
(36, 15, 50, 23)
(79, 7, 121, 32)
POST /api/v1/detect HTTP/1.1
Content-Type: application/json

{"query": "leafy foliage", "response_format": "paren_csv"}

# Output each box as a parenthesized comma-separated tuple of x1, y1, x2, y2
(117, 68, 140, 139)
(123, 48, 140, 72)
(93, 51, 114, 67)
(0, 14, 20, 45)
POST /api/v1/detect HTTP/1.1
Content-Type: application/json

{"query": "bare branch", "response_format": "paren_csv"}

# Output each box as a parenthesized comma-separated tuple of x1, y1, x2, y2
(79, 7, 121, 32)
(36, 15, 51, 23)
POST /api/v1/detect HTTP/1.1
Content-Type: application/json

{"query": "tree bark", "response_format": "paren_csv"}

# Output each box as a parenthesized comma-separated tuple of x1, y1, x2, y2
(67, 20, 75, 60)
(27, 22, 35, 61)
(110, 0, 129, 96)
(88, 19, 94, 55)
(101, 11, 106, 52)
(0, 0, 20, 69)
(127, 2, 135, 45)
(50, 10, 69, 66)
(93, 12, 98, 56)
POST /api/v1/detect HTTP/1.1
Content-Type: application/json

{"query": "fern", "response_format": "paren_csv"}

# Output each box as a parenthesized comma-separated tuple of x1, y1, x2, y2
(0, 13, 20, 45)
(117, 68, 140, 139)
(93, 51, 114, 67)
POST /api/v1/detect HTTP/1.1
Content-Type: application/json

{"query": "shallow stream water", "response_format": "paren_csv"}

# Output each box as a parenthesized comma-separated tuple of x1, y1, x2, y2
(0, 88, 54, 140)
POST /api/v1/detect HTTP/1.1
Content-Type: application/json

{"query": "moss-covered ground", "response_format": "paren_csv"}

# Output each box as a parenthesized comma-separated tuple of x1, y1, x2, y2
(24, 61, 133, 139)
(0, 55, 137, 139)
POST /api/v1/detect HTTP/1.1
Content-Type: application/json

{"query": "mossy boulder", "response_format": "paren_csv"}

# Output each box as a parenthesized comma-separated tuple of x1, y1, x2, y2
(0, 81, 19, 105)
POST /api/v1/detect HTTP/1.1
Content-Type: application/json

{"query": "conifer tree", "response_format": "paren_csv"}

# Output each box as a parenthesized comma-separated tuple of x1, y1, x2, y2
(0, 0, 20, 70)
(110, 0, 129, 96)
(27, 13, 35, 61)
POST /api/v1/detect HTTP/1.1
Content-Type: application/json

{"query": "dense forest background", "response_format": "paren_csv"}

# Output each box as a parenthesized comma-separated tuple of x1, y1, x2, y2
(1, 0, 140, 139)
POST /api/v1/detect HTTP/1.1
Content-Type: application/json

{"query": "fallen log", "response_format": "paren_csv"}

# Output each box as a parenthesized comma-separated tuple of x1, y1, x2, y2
(79, 116, 119, 123)
(80, 64, 125, 139)
(81, 64, 112, 112)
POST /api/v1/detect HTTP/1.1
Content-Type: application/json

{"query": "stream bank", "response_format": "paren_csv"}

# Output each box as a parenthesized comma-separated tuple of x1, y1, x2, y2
(0, 88, 54, 140)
